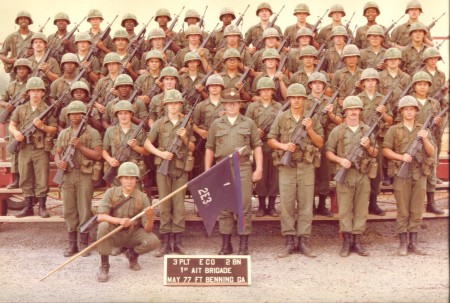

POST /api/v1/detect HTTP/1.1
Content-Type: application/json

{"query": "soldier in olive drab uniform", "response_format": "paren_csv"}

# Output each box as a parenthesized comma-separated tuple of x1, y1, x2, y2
(9, 77, 58, 218)
(289, 46, 323, 95)
(244, 2, 283, 54)
(121, 13, 146, 61)
(86, 9, 113, 66)
(0, 11, 34, 81)
(154, 8, 181, 54)
(317, 4, 354, 49)
(209, 7, 236, 55)
(102, 100, 148, 186)
(252, 49, 289, 102)
(285, 28, 316, 76)
(284, 4, 318, 49)
(422, 48, 446, 98)
(54, 101, 102, 257)
(359, 25, 386, 70)
(140, 28, 177, 71)
(250, 27, 280, 73)
(106, 30, 140, 80)
(93, 53, 122, 107)
(246, 77, 281, 217)
(306, 72, 342, 217)
(354, 2, 390, 50)
(48, 12, 77, 64)
(268, 83, 323, 258)
(321, 26, 348, 78)
(145, 89, 195, 257)
(382, 96, 434, 256)
(401, 22, 429, 76)
(326, 96, 378, 257)
(96, 162, 160, 283)
(179, 51, 208, 104)
(357, 68, 394, 216)
(0, 59, 31, 189)
(178, 9, 209, 49)
(205, 88, 263, 255)
(74, 32, 101, 87)
(135, 50, 163, 107)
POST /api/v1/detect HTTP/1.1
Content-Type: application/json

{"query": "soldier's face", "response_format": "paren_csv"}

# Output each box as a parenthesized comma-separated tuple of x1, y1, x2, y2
(117, 85, 133, 98)
(224, 101, 240, 116)
(76, 41, 91, 51)
(72, 89, 88, 101)
(295, 13, 308, 23)
(333, 35, 346, 46)
(411, 30, 425, 43)
(364, 8, 378, 22)
(208, 84, 222, 95)
(310, 81, 325, 94)
(163, 77, 177, 89)
(226, 35, 240, 45)
(114, 38, 128, 50)
(344, 56, 359, 67)
(301, 56, 315, 67)
(408, 8, 421, 19)
(220, 14, 233, 25)
(289, 96, 305, 109)
(385, 58, 401, 68)
(187, 60, 200, 71)
(120, 176, 137, 190)
(166, 102, 183, 114)
(414, 81, 429, 95)
(330, 12, 343, 22)
(116, 110, 132, 123)
(63, 62, 78, 73)
(28, 89, 45, 101)
(297, 36, 312, 47)
(225, 57, 239, 69)
(401, 106, 418, 120)
(264, 58, 278, 69)
(69, 113, 83, 124)
(185, 18, 199, 25)
(17, 17, 30, 27)
(89, 18, 102, 27)
(147, 59, 162, 71)
(32, 39, 46, 52)
(107, 62, 120, 73)
(123, 20, 136, 31)
(157, 16, 169, 26)
(363, 78, 378, 90)
(368, 35, 383, 46)
(16, 66, 30, 79)
(187, 34, 202, 45)
(345, 108, 361, 120)
(55, 19, 68, 30)
(425, 57, 439, 68)
(151, 37, 165, 48)
(259, 88, 274, 100)
(258, 9, 272, 21)
(264, 37, 278, 48)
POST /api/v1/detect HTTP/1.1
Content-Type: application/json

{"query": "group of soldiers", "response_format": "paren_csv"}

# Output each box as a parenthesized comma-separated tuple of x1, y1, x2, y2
(0, 0, 448, 283)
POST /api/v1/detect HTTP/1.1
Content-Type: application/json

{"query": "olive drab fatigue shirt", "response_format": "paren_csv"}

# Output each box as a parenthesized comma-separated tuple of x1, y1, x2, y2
(193, 97, 225, 131)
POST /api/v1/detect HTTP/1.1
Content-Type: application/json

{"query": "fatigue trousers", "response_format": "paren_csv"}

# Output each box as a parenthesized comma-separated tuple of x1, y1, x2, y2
(315, 148, 331, 196)
(62, 169, 94, 232)
(97, 222, 160, 255)
(426, 150, 437, 193)
(219, 162, 253, 235)
(156, 170, 188, 234)
(254, 148, 278, 197)
(10, 152, 18, 173)
(393, 176, 426, 233)
(18, 145, 49, 197)
(278, 162, 314, 237)
(336, 168, 370, 234)
(370, 138, 384, 195)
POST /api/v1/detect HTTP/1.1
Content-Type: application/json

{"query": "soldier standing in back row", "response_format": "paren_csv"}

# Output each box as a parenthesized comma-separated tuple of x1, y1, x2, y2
(284, 4, 317, 49)
(48, 12, 77, 64)
(354, 2, 390, 50)
(86, 9, 113, 66)
(209, 7, 236, 55)
(317, 4, 354, 49)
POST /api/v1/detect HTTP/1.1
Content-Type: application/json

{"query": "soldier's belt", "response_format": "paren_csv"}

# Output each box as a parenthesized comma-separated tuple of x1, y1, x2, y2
(216, 156, 250, 164)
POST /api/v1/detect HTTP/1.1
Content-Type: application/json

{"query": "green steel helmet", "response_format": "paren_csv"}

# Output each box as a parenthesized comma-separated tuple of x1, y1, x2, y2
(145, 50, 164, 62)
(286, 83, 307, 98)
(256, 77, 275, 91)
(114, 74, 134, 88)
(366, 25, 384, 37)
(121, 13, 138, 27)
(31, 32, 47, 44)
(328, 4, 346, 17)
(160, 66, 180, 81)
(148, 27, 166, 40)
(342, 96, 363, 110)
(256, 2, 273, 16)
(295, 27, 314, 41)
(15, 10, 33, 25)
(262, 27, 280, 40)
(205, 74, 225, 89)
(185, 25, 203, 37)
(223, 24, 242, 38)
(360, 68, 380, 82)
(13, 58, 32, 73)
(398, 95, 419, 111)
(330, 25, 348, 39)
(102, 52, 122, 67)
(66, 100, 87, 116)
(307, 72, 328, 87)
(184, 9, 201, 21)
(412, 71, 432, 86)
(87, 9, 103, 21)
(223, 48, 241, 61)
(114, 100, 135, 114)
(112, 29, 130, 42)
(117, 162, 140, 178)
(183, 51, 201, 66)
(405, 0, 423, 13)
(299, 45, 318, 59)
(363, 2, 380, 15)
(422, 47, 442, 62)
(75, 32, 92, 44)
(70, 81, 90, 96)
(60, 53, 80, 67)
(53, 12, 71, 25)
(383, 47, 402, 61)
(163, 89, 184, 104)
(262, 48, 281, 61)
(155, 8, 172, 21)
(341, 44, 361, 60)
(222, 88, 244, 102)
(25, 77, 45, 91)
(219, 7, 236, 20)
(293, 3, 310, 16)
(409, 22, 428, 35)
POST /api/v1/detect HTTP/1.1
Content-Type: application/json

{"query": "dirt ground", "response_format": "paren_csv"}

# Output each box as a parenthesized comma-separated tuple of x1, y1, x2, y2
(0, 195, 448, 303)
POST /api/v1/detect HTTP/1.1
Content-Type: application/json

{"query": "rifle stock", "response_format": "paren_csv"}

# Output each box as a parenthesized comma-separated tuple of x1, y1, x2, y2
(0, 93, 28, 123)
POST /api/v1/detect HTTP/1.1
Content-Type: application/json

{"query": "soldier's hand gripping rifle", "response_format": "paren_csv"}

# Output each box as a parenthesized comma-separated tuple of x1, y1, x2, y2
(126, 16, 153, 60)
(158, 98, 199, 176)
(253, 5, 285, 50)
(279, 100, 320, 167)
(16, 17, 50, 60)
(315, 81, 346, 126)
(30, 38, 59, 78)
(103, 111, 151, 183)
(52, 16, 87, 60)
(200, 23, 219, 49)
(217, 4, 250, 50)
(314, 40, 330, 72)
(91, 15, 118, 54)
(0, 92, 29, 124)
(162, 29, 182, 53)
(259, 100, 291, 135)
(364, 79, 400, 127)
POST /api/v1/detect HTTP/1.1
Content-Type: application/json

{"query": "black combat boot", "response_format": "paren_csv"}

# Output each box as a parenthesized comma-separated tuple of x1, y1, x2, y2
(255, 196, 266, 217)
(316, 195, 333, 217)
(63, 231, 78, 257)
(340, 232, 351, 257)
(368, 194, 386, 216)
(277, 235, 295, 258)
(408, 232, 426, 255)
(426, 192, 444, 214)
(155, 233, 171, 257)
(15, 196, 34, 218)
(218, 234, 233, 255)
(352, 234, 369, 256)
(124, 248, 141, 271)
(6, 173, 20, 189)
(97, 255, 110, 283)
(237, 235, 249, 255)
(267, 196, 279, 217)
(79, 232, 90, 257)
(297, 236, 317, 258)
(173, 233, 188, 255)
(398, 232, 408, 256)
(37, 196, 50, 218)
